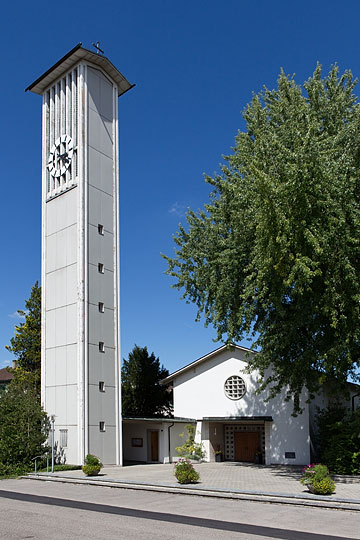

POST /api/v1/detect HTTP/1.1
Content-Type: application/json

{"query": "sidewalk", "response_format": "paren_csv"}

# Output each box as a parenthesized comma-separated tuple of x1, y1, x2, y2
(26, 462, 360, 511)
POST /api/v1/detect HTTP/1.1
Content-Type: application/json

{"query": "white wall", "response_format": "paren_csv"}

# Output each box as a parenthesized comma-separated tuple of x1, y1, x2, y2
(44, 186, 79, 465)
(86, 65, 119, 464)
(122, 422, 191, 463)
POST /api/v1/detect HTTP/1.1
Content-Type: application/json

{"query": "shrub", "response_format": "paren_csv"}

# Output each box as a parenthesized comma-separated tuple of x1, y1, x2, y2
(300, 463, 335, 495)
(316, 407, 360, 475)
(82, 464, 101, 476)
(174, 459, 200, 484)
(38, 464, 82, 472)
(311, 477, 336, 495)
(0, 462, 28, 478)
(300, 463, 329, 485)
(175, 424, 205, 461)
(82, 454, 103, 476)
(84, 454, 103, 467)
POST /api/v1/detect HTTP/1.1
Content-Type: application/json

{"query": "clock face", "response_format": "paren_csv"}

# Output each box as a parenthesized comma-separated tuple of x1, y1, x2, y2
(48, 134, 73, 178)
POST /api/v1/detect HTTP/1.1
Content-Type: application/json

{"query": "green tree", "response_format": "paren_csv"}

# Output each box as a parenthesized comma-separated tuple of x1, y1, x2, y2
(121, 345, 172, 417)
(165, 65, 360, 412)
(0, 370, 49, 472)
(316, 405, 360, 474)
(6, 281, 41, 377)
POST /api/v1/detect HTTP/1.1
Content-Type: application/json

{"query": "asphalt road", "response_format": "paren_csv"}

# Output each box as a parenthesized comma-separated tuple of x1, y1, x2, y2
(0, 479, 358, 540)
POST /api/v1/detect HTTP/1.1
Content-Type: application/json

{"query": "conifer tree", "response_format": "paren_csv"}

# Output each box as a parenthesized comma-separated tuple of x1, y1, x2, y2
(122, 345, 172, 417)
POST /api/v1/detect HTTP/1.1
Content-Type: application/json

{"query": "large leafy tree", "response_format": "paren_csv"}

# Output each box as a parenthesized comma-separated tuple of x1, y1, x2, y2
(122, 345, 172, 417)
(6, 281, 41, 377)
(165, 65, 360, 412)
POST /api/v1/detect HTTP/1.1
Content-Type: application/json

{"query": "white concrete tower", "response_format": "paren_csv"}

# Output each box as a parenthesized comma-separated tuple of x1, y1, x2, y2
(26, 44, 133, 465)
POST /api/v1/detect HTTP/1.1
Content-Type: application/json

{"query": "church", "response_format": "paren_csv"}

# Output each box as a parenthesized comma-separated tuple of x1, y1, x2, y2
(27, 45, 360, 468)
(123, 343, 360, 466)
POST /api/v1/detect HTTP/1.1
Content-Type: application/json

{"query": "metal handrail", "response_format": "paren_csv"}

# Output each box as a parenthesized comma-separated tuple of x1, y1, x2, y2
(32, 453, 49, 475)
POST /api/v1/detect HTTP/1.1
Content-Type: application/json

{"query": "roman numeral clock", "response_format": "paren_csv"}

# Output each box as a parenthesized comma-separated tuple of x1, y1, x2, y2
(26, 44, 134, 465)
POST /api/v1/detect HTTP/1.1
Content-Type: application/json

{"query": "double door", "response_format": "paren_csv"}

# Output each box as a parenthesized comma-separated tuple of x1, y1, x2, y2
(234, 431, 260, 462)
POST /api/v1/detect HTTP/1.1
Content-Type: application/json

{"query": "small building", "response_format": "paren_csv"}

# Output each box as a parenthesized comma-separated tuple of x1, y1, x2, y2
(122, 417, 195, 464)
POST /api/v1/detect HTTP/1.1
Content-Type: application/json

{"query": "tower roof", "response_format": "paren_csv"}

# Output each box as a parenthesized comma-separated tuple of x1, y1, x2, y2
(25, 43, 134, 97)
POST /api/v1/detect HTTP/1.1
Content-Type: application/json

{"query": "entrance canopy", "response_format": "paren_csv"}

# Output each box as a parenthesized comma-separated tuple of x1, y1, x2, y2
(201, 416, 273, 422)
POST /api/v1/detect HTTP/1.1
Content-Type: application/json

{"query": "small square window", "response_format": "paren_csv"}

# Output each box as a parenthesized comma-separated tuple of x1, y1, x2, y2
(99, 381, 105, 392)
(60, 429, 68, 448)
(99, 341, 105, 353)
(98, 263, 104, 274)
(98, 302, 105, 313)
(99, 421, 105, 432)
(98, 224, 104, 235)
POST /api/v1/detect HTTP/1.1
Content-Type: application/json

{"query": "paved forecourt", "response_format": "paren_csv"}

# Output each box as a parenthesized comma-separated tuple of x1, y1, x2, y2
(26, 462, 360, 509)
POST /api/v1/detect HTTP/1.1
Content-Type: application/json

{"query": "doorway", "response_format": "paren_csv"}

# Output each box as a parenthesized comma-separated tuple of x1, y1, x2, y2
(234, 431, 260, 462)
(148, 430, 159, 462)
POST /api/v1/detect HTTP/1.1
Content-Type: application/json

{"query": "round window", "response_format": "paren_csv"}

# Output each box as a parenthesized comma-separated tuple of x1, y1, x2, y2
(224, 375, 246, 400)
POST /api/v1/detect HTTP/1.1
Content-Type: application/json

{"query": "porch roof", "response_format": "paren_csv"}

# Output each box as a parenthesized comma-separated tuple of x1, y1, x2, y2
(201, 416, 273, 422)
(123, 416, 196, 423)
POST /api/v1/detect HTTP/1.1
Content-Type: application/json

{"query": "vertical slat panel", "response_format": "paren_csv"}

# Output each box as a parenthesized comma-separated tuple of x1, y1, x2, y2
(46, 68, 79, 199)
(72, 68, 78, 180)
(45, 91, 50, 194)
(61, 77, 66, 136)
(60, 77, 66, 190)
(55, 82, 60, 192)
(66, 74, 71, 186)
(67, 73, 72, 138)
(55, 83, 60, 142)
(49, 86, 55, 194)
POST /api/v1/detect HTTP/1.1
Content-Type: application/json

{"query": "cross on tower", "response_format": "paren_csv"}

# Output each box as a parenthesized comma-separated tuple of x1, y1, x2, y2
(92, 41, 104, 55)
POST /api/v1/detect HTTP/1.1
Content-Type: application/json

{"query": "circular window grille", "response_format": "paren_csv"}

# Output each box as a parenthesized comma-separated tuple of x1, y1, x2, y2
(224, 375, 246, 400)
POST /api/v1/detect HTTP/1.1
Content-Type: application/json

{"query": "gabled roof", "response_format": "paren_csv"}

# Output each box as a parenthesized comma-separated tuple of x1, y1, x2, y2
(25, 43, 135, 97)
(161, 344, 255, 385)
(0, 367, 14, 383)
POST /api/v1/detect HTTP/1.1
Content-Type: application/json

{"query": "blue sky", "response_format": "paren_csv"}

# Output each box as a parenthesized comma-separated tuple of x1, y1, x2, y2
(1, 0, 359, 374)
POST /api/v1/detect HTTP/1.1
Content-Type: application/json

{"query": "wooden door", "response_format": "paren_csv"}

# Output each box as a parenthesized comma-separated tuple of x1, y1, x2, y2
(150, 431, 159, 461)
(234, 432, 259, 462)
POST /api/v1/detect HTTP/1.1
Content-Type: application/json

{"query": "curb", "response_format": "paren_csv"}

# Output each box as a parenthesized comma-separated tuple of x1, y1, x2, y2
(24, 473, 360, 511)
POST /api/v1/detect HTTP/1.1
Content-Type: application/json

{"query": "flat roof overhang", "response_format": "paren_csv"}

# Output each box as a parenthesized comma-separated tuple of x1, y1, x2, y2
(201, 416, 273, 422)
(122, 416, 196, 424)
(25, 43, 134, 97)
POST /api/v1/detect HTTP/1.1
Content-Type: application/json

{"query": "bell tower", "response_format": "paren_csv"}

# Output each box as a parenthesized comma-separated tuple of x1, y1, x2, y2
(26, 44, 133, 464)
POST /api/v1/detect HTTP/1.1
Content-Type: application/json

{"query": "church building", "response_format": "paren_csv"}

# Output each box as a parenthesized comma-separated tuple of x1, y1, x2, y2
(27, 45, 359, 468)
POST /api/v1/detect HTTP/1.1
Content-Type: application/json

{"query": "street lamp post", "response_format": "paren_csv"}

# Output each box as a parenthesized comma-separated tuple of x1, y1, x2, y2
(50, 415, 55, 473)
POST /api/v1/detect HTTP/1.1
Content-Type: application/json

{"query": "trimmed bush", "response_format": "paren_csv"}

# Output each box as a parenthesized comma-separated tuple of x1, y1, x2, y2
(311, 477, 336, 495)
(174, 458, 200, 484)
(82, 454, 103, 476)
(38, 464, 82, 472)
(300, 463, 335, 495)
(82, 464, 101, 476)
